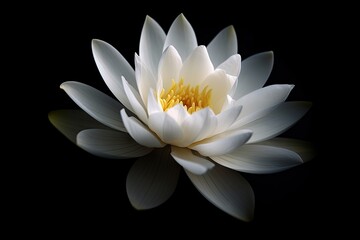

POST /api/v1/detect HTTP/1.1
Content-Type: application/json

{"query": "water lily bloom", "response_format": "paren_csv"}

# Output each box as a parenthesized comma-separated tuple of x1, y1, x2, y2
(49, 14, 313, 221)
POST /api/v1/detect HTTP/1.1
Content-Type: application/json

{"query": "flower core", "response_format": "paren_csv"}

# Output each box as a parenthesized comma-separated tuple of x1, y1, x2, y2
(159, 79, 212, 114)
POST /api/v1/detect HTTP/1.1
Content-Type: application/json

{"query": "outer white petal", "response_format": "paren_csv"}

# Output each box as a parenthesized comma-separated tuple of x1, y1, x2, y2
(207, 26, 238, 68)
(232, 51, 274, 100)
(170, 146, 215, 175)
(181, 108, 217, 146)
(163, 13, 197, 61)
(256, 138, 315, 163)
(230, 104, 278, 130)
(91, 39, 136, 106)
(190, 129, 253, 157)
(122, 77, 148, 124)
(120, 109, 165, 148)
(60, 81, 126, 131)
(213, 104, 242, 135)
(200, 69, 233, 114)
(139, 16, 166, 78)
(186, 164, 255, 221)
(76, 129, 152, 159)
(217, 54, 241, 77)
(126, 147, 180, 210)
(134, 54, 157, 107)
(179, 46, 214, 86)
(48, 110, 109, 144)
(240, 101, 311, 143)
(235, 84, 294, 119)
(211, 145, 303, 174)
(148, 111, 184, 146)
(158, 46, 182, 92)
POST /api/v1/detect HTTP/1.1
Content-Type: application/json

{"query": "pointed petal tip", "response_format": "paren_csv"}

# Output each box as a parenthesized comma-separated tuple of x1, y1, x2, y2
(91, 39, 103, 48)
(225, 25, 236, 35)
(59, 81, 73, 90)
(192, 45, 210, 58)
(133, 206, 147, 211)
(241, 212, 255, 222)
(197, 45, 206, 50)
(242, 128, 252, 133)
(229, 204, 254, 221)
(48, 111, 55, 123)
(48, 110, 67, 133)
(241, 129, 254, 142)
(48, 110, 62, 123)
(91, 39, 114, 54)
(268, 51, 274, 60)
(255, 50, 273, 60)
(263, 50, 274, 60)
(174, 13, 187, 23)
(129, 201, 148, 211)
(164, 44, 176, 52)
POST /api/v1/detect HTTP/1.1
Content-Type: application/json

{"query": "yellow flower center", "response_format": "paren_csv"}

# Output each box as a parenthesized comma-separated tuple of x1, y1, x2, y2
(159, 79, 212, 114)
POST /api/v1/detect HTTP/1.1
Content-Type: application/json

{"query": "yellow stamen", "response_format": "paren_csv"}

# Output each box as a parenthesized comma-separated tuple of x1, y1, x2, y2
(159, 79, 212, 114)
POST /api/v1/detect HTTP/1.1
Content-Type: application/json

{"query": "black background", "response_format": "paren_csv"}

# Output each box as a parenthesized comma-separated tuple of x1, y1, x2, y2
(19, 1, 332, 237)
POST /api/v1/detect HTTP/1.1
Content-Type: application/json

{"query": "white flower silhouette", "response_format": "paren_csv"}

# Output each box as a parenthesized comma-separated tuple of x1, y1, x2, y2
(49, 14, 313, 221)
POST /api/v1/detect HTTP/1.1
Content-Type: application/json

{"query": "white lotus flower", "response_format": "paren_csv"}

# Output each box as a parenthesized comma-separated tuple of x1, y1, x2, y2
(49, 14, 314, 221)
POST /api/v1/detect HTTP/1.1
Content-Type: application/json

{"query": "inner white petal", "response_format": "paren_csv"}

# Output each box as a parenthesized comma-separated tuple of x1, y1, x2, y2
(179, 46, 214, 86)
(158, 46, 182, 94)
